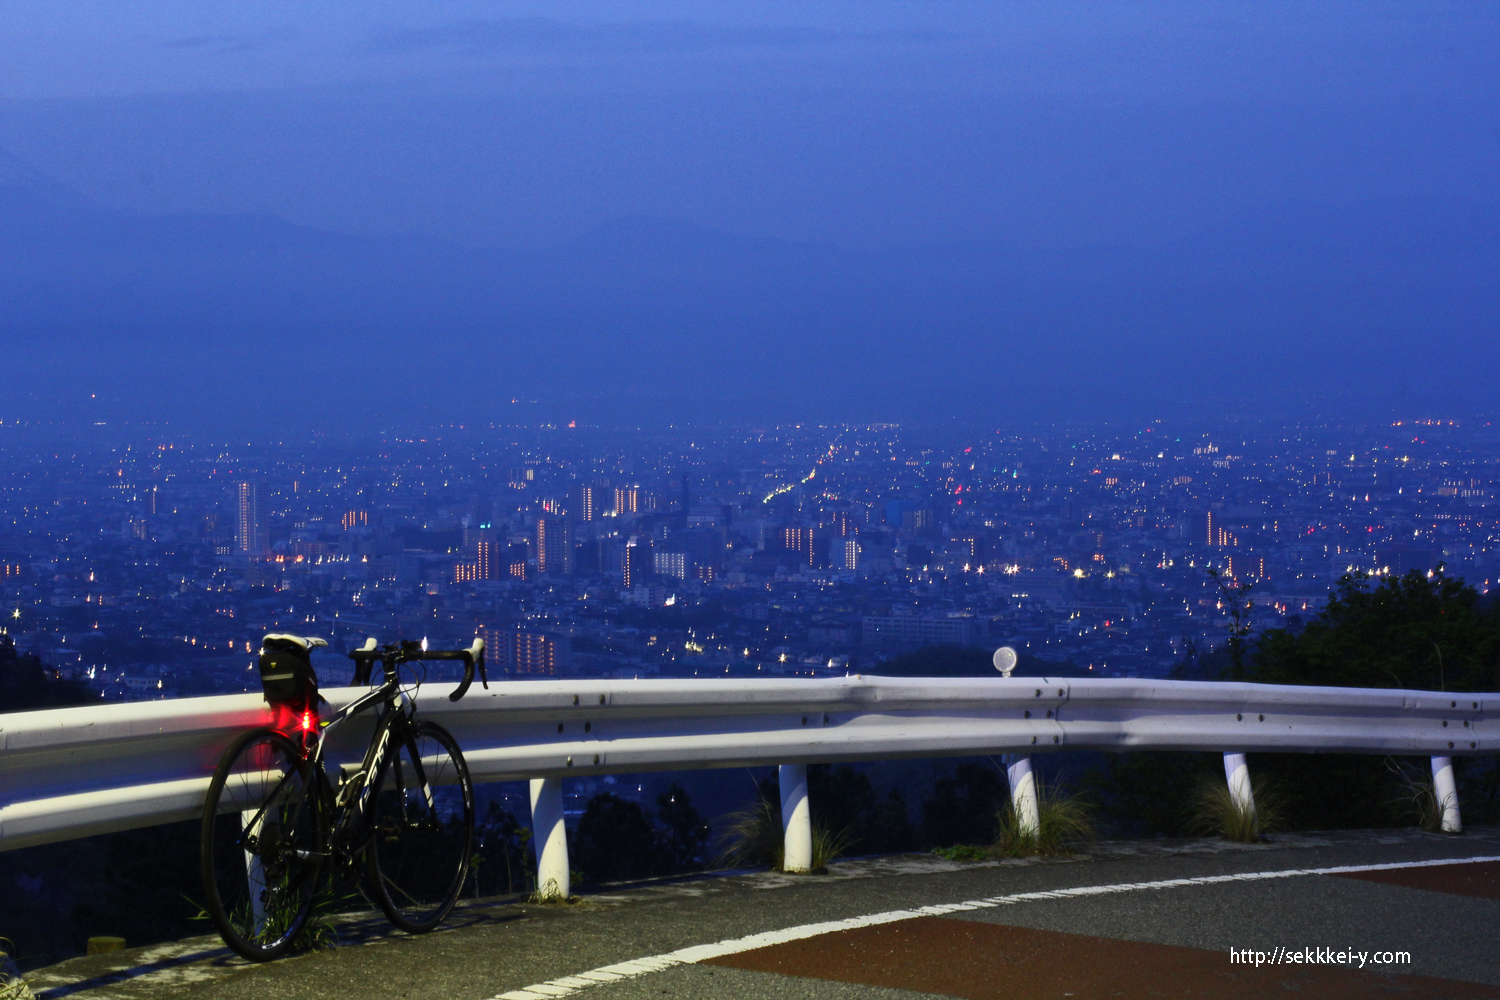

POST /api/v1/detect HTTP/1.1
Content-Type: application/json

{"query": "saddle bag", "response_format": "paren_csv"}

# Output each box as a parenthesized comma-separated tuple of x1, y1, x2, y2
(258, 637, 320, 710)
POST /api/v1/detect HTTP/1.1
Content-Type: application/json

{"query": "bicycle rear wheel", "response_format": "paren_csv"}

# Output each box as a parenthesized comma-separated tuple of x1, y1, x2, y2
(201, 728, 325, 961)
(367, 720, 474, 932)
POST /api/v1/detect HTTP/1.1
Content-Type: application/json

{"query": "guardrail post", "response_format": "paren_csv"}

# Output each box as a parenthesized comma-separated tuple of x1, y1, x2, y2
(779, 764, 813, 873)
(1005, 755, 1040, 838)
(1223, 752, 1256, 819)
(529, 777, 570, 899)
(241, 809, 267, 930)
(1431, 756, 1462, 834)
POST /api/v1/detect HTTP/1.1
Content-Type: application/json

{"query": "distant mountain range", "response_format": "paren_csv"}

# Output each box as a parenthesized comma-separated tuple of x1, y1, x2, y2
(2, 148, 1496, 428)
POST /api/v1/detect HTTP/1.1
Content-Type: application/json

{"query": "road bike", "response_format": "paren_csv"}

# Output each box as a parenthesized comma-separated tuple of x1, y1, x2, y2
(200, 633, 487, 961)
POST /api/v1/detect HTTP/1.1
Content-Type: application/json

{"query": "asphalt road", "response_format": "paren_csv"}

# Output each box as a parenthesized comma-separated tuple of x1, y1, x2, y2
(24, 827, 1500, 1000)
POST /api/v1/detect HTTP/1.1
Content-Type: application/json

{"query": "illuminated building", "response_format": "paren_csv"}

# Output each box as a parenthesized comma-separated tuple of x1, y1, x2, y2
(513, 632, 571, 676)
(622, 536, 650, 589)
(536, 516, 572, 575)
(902, 508, 934, 533)
(235, 481, 268, 555)
(475, 539, 502, 580)
(783, 527, 817, 565)
(614, 486, 641, 517)
(572, 485, 597, 522)
(1223, 554, 1266, 580)
(861, 616, 977, 645)
(654, 550, 689, 580)
(341, 510, 369, 531)
(477, 627, 572, 677)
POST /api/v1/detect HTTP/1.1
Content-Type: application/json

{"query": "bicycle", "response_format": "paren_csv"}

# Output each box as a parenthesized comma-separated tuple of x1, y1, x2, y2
(200, 633, 488, 961)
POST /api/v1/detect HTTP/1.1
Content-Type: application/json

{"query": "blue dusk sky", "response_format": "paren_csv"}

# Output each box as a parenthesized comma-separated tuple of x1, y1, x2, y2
(1, 2, 1496, 427)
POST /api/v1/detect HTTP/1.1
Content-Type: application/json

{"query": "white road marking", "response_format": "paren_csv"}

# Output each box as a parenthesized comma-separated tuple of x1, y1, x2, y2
(492, 854, 1500, 1000)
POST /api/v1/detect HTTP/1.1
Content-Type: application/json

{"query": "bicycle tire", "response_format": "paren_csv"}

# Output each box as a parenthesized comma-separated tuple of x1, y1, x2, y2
(201, 727, 326, 961)
(366, 720, 474, 932)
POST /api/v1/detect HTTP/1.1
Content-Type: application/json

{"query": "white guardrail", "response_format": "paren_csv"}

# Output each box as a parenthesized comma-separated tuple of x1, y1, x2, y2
(0, 675, 1489, 887)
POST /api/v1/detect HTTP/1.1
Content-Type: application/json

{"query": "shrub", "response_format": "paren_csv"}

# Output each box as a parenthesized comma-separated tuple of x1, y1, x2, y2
(656, 783, 711, 872)
(1387, 759, 1446, 832)
(995, 780, 1096, 857)
(1187, 776, 1283, 842)
(714, 781, 853, 872)
(571, 793, 657, 883)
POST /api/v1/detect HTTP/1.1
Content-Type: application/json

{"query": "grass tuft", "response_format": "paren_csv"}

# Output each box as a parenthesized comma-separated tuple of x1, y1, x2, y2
(714, 795, 851, 872)
(715, 796, 784, 870)
(1387, 759, 1446, 832)
(995, 780, 1097, 857)
(931, 844, 991, 862)
(291, 883, 361, 951)
(1187, 777, 1282, 842)
(527, 877, 570, 904)
(810, 824, 854, 871)
(0, 938, 33, 1000)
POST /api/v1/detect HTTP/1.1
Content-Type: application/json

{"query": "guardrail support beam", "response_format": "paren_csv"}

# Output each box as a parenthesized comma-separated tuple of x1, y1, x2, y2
(1005, 755, 1040, 838)
(779, 764, 813, 873)
(529, 777, 570, 899)
(1223, 752, 1256, 820)
(1431, 756, 1462, 834)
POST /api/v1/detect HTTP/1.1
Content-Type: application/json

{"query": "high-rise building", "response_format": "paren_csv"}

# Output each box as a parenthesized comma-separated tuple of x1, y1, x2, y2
(462, 519, 493, 552)
(1224, 554, 1267, 580)
(661, 526, 725, 574)
(826, 511, 857, 538)
(653, 550, 689, 580)
(342, 510, 369, 531)
(784, 526, 817, 565)
(830, 536, 860, 572)
(571, 485, 598, 523)
(614, 486, 641, 517)
(475, 539, 502, 580)
(512, 631, 571, 676)
(476, 625, 512, 668)
(479, 627, 572, 677)
(861, 615, 977, 646)
(536, 516, 572, 576)
(235, 481, 268, 555)
(622, 536, 650, 588)
(901, 508, 934, 533)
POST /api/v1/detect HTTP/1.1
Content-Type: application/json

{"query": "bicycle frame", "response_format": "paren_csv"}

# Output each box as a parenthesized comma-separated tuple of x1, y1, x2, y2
(307, 667, 431, 857)
(229, 669, 416, 871)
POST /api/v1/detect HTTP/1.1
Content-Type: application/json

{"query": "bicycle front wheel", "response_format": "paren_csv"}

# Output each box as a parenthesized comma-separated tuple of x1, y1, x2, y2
(201, 728, 325, 961)
(367, 720, 474, 932)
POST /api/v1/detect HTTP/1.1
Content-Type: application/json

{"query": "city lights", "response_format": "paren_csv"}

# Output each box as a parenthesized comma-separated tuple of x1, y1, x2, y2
(0, 417, 1489, 701)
